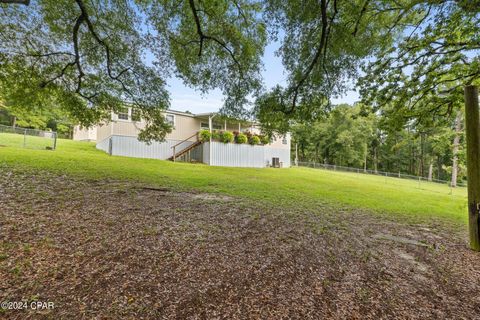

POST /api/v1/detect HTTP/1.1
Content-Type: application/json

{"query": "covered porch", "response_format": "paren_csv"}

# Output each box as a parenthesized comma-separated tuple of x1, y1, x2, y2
(194, 112, 257, 133)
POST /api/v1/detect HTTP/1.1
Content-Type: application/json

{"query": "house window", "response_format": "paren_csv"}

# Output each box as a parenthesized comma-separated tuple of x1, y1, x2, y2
(166, 114, 175, 126)
(282, 136, 288, 145)
(200, 122, 222, 130)
(131, 108, 141, 122)
(117, 107, 129, 120)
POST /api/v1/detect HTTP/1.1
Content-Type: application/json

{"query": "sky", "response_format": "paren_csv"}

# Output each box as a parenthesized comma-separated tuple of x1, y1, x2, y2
(167, 40, 360, 114)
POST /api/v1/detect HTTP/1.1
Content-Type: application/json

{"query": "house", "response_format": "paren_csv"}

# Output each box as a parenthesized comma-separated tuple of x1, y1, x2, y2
(73, 108, 291, 168)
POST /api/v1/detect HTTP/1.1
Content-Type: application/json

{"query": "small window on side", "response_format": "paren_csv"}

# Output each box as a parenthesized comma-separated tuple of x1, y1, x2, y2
(200, 122, 221, 130)
(282, 136, 288, 144)
(117, 107, 129, 120)
(166, 114, 175, 126)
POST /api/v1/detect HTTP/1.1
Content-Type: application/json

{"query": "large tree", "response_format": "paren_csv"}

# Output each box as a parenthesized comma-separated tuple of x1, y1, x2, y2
(253, 1, 479, 136)
(253, 0, 424, 135)
(0, 0, 266, 141)
(360, 0, 480, 120)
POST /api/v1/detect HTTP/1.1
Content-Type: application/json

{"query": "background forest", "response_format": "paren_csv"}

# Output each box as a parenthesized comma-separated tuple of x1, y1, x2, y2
(291, 103, 466, 185)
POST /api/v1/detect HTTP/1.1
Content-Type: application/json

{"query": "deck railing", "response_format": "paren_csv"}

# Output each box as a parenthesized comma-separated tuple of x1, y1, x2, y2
(171, 132, 199, 162)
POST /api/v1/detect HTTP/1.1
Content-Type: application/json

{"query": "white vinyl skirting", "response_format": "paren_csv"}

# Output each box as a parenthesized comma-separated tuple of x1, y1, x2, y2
(96, 136, 291, 168)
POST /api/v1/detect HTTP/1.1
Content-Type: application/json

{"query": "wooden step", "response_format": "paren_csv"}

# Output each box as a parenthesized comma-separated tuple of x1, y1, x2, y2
(169, 141, 202, 161)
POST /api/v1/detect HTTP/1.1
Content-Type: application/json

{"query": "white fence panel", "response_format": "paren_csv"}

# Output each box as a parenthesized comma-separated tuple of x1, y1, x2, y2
(202, 142, 210, 164)
(265, 147, 291, 168)
(207, 142, 291, 168)
(96, 137, 291, 167)
(96, 135, 194, 160)
(96, 137, 110, 152)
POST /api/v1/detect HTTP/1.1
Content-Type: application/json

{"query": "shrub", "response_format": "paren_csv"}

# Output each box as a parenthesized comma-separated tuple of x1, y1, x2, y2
(199, 130, 211, 142)
(220, 131, 234, 143)
(236, 133, 248, 144)
(212, 130, 221, 140)
(259, 135, 270, 145)
(249, 135, 260, 145)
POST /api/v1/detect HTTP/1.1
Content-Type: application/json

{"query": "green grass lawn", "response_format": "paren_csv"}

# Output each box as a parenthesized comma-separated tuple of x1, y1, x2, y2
(0, 131, 55, 150)
(0, 134, 468, 226)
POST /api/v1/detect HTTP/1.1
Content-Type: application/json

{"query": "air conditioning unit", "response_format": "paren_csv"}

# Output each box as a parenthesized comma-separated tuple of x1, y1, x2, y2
(272, 157, 280, 168)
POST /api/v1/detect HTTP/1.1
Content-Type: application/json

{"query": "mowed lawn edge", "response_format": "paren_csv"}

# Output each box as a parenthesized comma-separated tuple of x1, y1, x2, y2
(0, 136, 468, 227)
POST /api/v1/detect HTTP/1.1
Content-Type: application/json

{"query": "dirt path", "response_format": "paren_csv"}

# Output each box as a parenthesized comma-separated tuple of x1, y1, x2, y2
(1, 168, 479, 319)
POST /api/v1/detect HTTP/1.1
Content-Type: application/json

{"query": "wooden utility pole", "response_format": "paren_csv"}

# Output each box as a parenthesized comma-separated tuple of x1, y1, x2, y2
(464, 85, 480, 251)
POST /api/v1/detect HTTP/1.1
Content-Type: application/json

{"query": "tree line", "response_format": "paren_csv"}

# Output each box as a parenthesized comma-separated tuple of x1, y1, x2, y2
(0, 102, 75, 138)
(292, 104, 466, 186)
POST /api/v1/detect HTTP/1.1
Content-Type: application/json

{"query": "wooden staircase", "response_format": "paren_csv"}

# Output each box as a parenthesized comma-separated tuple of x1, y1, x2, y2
(169, 132, 202, 162)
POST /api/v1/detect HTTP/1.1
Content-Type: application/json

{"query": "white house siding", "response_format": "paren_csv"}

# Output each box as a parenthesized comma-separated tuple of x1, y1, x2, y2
(96, 123, 113, 143)
(204, 142, 291, 168)
(111, 113, 201, 142)
(100, 135, 195, 160)
(73, 126, 97, 141)
(96, 137, 110, 153)
(202, 142, 210, 165)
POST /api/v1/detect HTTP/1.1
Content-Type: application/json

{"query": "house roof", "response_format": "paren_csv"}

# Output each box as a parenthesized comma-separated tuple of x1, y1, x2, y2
(193, 112, 217, 117)
(165, 109, 197, 117)
(165, 109, 259, 126)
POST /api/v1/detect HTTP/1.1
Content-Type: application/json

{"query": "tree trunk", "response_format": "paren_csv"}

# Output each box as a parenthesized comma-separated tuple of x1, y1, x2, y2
(420, 133, 425, 177)
(428, 162, 433, 182)
(464, 85, 480, 251)
(11, 116, 16, 127)
(364, 148, 367, 172)
(437, 155, 442, 180)
(374, 147, 378, 173)
(451, 110, 462, 187)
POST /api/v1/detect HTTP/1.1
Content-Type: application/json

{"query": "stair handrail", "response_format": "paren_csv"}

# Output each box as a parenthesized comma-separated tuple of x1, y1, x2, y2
(171, 132, 199, 162)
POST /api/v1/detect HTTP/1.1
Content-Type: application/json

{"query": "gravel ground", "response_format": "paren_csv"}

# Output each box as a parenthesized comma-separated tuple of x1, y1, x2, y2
(1, 168, 479, 319)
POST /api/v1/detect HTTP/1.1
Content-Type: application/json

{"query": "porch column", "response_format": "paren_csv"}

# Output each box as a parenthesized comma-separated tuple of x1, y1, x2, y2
(209, 115, 212, 165)
(224, 119, 227, 131)
(238, 123, 241, 131)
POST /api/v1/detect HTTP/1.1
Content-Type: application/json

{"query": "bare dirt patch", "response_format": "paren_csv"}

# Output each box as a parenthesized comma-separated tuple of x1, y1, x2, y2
(0, 168, 479, 319)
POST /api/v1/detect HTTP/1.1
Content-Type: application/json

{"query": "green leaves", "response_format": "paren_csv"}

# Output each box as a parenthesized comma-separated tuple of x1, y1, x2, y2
(145, 0, 266, 117)
(254, 0, 409, 131)
(359, 1, 480, 127)
(0, 0, 266, 141)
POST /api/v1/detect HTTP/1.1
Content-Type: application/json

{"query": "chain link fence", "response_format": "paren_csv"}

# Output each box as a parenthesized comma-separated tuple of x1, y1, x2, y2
(0, 124, 57, 150)
(297, 161, 467, 195)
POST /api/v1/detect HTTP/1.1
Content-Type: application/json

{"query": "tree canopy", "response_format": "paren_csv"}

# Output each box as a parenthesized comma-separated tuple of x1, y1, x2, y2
(1, 0, 479, 140)
(360, 0, 480, 128)
(0, 0, 266, 140)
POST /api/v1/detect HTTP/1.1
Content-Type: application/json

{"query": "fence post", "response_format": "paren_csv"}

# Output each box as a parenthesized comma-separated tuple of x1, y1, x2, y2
(23, 129, 27, 148)
(464, 85, 480, 251)
(53, 132, 57, 150)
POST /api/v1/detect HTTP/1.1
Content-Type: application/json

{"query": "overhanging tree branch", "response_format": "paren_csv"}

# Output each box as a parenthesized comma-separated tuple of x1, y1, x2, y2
(188, 0, 243, 77)
(287, 0, 329, 114)
(0, 0, 29, 5)
(352, 0, 370, 36)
